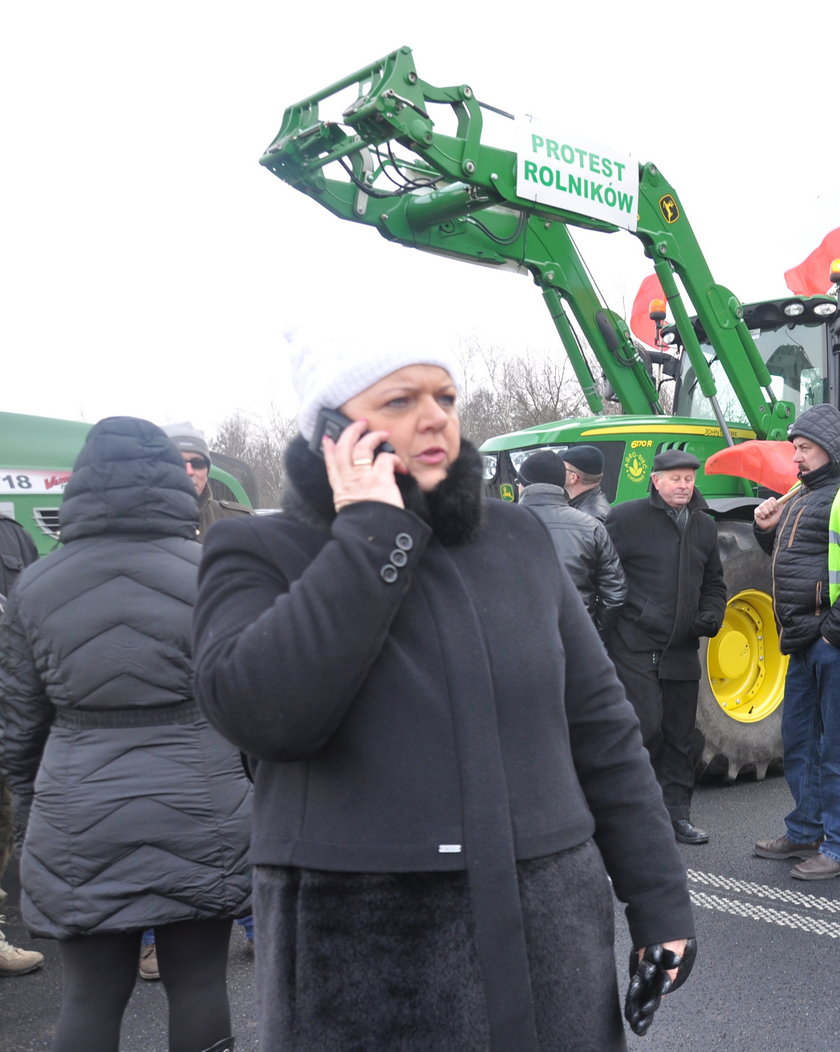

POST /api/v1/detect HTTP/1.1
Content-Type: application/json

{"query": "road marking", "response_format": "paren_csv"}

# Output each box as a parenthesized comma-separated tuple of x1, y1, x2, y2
(687, 869, 840, 912)
(687, 869, 840, 937)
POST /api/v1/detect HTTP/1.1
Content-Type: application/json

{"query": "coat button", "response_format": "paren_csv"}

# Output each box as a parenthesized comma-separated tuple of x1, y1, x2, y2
(380, 564, 399, 584)
(391, 549, 408, 567)
(395, 532, 413, 551)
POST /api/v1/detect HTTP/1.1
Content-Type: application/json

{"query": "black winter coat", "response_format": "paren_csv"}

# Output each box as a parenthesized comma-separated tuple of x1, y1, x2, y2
(195, 437, 693, 1048)
(518, 483, 626, 631)
(755, 461, 840, 653)
(0, 417, 252, 939)
(606, 488, 726, 679)
(195, 438, 692, 936)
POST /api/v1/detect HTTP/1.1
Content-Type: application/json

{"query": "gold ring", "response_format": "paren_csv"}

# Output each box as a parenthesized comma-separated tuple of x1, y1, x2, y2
(353, 458, 373, 466)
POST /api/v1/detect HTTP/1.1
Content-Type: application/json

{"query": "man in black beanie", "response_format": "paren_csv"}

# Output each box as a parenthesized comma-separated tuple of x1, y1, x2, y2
(605, 450, 726, 845)
(518, 450, 625, 635)
(563, 445, 610, 522)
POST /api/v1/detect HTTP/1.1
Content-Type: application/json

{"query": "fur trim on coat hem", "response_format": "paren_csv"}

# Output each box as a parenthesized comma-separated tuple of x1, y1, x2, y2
(253, 843, 627, 1051)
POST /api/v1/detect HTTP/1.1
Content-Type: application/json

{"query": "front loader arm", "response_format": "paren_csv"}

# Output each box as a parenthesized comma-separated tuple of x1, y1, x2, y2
(633, 165, 793, 438)
(261, 46, 792, 437)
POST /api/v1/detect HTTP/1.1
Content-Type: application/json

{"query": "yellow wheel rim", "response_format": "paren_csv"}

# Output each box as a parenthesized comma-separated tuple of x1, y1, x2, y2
(706, 588, 788, 723)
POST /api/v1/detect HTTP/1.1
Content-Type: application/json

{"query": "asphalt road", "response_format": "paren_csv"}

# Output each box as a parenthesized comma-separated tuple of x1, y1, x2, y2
(3, 773, 839, 1050)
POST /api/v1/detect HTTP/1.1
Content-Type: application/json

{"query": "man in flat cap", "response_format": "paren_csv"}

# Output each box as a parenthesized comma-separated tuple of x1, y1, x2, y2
(563, 445, 610, 522)
(605, 450, 726, 845)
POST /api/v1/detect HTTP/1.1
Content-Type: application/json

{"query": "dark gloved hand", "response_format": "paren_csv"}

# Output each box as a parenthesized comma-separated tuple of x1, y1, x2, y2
(624, 937, 697, 1036)
(691, 614, 719, 638)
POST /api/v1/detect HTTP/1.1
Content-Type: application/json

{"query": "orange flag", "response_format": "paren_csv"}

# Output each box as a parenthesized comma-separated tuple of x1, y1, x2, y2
(629, 273, 667, 348)
(784, 228, 840, 296)
(705, 440, 798, 495)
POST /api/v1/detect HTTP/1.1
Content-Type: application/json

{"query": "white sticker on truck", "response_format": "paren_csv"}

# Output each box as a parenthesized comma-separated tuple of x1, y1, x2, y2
(0, 470, 72, 495)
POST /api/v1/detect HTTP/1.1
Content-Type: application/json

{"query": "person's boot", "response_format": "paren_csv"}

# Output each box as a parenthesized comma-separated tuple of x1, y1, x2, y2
(201, 1040, 234, 1052)
(0, 918, 44, 976)
(138, 941, 160, 980)
(672, 818, 709, 845)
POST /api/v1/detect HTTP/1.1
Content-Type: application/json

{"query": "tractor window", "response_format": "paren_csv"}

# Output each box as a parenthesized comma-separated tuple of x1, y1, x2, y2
(675, 323, 828, 423)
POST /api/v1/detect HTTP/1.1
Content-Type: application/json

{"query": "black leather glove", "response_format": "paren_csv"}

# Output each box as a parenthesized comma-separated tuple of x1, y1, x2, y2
(624, 938, 697, 1036)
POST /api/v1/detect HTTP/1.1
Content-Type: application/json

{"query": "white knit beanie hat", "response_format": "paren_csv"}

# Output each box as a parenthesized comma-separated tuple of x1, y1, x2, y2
(290, 334, 460, 441)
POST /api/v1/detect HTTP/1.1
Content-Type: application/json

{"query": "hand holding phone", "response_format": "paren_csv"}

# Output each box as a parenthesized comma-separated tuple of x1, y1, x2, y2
(312, 409, 404, 512)
(309, 409, 395, 459)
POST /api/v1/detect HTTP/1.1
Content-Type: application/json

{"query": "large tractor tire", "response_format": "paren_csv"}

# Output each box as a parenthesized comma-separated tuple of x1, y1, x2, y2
(695, 520, 787, 782)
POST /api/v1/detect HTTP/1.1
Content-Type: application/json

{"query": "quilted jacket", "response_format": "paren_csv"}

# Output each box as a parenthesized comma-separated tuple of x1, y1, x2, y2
(754, 404, 840, 653)
(0, 416, 251, 939)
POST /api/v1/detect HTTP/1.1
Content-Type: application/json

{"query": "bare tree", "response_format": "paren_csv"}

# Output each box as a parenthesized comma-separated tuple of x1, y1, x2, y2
(456, 342, 591, 446)
(210, 409, 296, 509)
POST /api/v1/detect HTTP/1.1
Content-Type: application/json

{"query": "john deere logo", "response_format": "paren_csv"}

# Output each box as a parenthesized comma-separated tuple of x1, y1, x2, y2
(659, 195, 680, 224)
(499, 483, 516, 502)
(624, 451, 648, 483)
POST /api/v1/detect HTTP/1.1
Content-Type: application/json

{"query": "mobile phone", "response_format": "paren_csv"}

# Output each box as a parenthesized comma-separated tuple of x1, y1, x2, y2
(308, 408, 395, 459)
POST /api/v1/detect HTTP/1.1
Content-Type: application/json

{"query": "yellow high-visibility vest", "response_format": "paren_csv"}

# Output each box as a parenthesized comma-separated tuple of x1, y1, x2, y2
(829, 488, 840, 605)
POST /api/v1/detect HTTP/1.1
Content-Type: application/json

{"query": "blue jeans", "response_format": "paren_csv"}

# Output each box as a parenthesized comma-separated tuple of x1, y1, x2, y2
(782, 637, 840, 861)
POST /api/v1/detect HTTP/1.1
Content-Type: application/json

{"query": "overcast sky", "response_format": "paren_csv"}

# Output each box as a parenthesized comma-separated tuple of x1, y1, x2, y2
(4, 1, 837, 439)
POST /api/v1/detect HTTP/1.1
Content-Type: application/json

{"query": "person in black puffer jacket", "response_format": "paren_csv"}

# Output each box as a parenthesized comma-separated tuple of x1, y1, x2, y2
(753, 403, 840, 880)
(517, 449, 626, 635)
(0, 417, 251, 1052)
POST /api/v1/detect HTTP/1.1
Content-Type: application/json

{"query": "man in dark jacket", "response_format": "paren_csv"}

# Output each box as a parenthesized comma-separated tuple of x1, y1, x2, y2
(0, 515, 44, 976)
(606, 450, 726, 845)
(518, 450, 626, 635)
(0, 516, 38, 597)
(753, 403, 840, 880)
(563, 445, 611, 522)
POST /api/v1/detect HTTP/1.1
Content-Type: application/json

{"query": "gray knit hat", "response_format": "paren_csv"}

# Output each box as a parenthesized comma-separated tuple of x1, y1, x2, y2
(162, 421, 211, 464)
(788, 404, 840, 464)
(290, 337, 460, 441)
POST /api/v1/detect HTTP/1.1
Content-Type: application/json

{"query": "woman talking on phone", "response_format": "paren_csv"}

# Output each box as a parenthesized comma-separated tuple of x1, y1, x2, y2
(193, 343, 696, 1051)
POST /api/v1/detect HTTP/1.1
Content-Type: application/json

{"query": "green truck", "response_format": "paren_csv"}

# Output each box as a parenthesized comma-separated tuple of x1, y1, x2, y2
(1, 412, 254, 557)
(260, 45, 840, 780)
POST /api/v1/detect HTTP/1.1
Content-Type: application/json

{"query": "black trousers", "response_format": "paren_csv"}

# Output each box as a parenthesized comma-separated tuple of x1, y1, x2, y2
(52, 919, 233, 1052)
(608, 635, 699, 821)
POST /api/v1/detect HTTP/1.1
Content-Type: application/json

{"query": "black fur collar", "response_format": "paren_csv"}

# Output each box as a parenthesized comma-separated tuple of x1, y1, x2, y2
(283, 435, 485, 547)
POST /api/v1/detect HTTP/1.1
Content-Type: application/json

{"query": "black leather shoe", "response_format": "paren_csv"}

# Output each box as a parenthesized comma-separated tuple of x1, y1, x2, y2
(673, 819, 709, 845)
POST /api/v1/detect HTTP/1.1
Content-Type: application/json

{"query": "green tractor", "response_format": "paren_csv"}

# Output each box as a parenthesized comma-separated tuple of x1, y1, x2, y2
(260, 45, 840, 779)
(1, 412, 254, 556)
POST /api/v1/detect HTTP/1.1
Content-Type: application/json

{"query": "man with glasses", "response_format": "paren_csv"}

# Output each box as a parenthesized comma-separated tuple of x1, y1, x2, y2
(162, 422, 250, 540)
